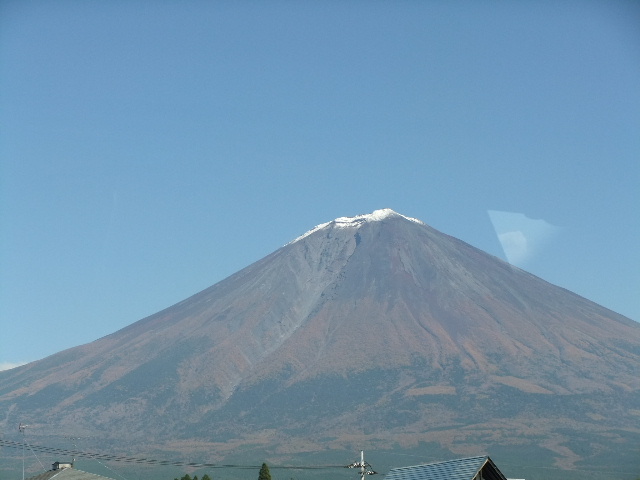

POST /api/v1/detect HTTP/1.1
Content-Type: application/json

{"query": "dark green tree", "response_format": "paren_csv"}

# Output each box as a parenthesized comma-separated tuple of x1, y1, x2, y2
(175, 474, 209, 480)
(258, 463, 271, 480)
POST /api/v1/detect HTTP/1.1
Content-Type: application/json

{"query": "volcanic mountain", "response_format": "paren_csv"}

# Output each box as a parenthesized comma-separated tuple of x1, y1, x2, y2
(1, 209, 639, 479)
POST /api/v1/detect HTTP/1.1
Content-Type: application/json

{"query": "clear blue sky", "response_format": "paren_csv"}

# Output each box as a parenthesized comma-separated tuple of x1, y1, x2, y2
(1, 1, 639, 369)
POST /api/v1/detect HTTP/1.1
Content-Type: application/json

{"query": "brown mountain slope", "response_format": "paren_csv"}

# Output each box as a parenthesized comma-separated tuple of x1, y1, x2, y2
(1, 209, 639, 479)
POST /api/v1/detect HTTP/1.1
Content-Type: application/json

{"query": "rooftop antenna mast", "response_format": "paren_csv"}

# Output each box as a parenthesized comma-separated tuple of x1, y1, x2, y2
(19, 423, 29, 480)
(64, 436, 80, 466)
(345, 451, 377, 480)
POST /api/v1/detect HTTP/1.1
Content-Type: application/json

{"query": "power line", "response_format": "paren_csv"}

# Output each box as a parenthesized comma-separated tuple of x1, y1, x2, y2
(3, 439, 635, 477)
(0, 440, 343, 470)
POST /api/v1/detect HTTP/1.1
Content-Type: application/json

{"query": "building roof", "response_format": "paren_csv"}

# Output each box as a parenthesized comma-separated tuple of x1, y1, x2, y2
(25, 467, 116, 480)
(384, 456, 508, 480)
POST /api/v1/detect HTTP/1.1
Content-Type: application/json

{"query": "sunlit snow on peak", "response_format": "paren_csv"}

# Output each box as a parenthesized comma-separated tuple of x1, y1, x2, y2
(289, 209, 424, 244)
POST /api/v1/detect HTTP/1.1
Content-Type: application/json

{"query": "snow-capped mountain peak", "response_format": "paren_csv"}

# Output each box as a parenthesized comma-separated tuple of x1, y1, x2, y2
(335, 208, 422, 225)
(290, 208, 423, 244)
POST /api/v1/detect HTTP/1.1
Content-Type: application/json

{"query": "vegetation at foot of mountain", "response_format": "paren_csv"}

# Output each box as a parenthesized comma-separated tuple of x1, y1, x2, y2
(258, 463, 271, 480)
(174, 474, 211, 480)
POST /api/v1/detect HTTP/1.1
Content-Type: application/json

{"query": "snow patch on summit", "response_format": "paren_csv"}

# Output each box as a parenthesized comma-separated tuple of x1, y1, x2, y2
(289, 208, 424, 244)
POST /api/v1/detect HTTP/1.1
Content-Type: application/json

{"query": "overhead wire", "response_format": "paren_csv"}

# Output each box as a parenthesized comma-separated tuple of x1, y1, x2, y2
(3, 439, 634, 477)
(70, 437, 131, 480)
(0, 440, 343, 470)
(24, 441, 47, 472)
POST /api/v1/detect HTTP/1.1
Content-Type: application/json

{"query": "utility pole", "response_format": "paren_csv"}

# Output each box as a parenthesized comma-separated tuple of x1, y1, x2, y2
(345, 451, 377, 480)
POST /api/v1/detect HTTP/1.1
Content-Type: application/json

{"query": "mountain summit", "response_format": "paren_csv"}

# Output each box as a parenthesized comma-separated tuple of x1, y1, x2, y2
(1, 209, 639, 479)
(289, 208, 423, 243)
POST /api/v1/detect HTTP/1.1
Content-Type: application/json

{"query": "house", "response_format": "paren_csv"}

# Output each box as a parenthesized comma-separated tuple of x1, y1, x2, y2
(384, 456, 511, 480)
(24, 461, 116, 480)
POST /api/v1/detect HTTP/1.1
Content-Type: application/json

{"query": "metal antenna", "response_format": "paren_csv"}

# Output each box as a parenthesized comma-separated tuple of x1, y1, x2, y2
(64, 436, 81, 466)
(345, 451, 377, 480)
(19, 423, 29, 480)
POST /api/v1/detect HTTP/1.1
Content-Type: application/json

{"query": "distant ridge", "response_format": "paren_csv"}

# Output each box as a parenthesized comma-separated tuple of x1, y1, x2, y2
(1, 209, 639, 480)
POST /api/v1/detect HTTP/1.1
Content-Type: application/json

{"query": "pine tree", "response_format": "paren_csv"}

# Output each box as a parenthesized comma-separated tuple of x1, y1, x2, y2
(258, 463, 271, 480)
(202, 475, 212, 480)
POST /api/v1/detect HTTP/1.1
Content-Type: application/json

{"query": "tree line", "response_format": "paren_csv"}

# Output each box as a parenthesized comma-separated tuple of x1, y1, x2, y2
(174, 462, 271, 480)
(174, 475, 212, 480)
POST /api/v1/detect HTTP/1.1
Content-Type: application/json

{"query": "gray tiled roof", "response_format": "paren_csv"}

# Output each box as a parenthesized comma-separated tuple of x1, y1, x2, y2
(26, 468, 115, 480)
(385, 456, 506, 480)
